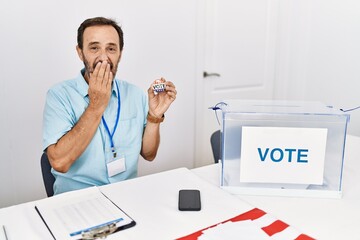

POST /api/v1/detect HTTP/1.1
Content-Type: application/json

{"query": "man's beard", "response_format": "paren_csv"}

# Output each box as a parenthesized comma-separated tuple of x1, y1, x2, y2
(82, 56, 118, 81)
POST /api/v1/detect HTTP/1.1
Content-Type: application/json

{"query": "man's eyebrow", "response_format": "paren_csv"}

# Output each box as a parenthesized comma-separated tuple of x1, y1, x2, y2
(87, 42, 118, 47)
(107, 43, 118, 47)
(88, 41, 100, 46)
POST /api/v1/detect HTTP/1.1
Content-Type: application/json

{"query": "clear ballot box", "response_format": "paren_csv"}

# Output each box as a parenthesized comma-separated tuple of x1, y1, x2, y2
(219, 100, 350, 198)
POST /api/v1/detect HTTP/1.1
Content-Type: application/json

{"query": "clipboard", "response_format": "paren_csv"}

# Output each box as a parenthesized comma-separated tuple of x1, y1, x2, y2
(35, 187, 136, 240)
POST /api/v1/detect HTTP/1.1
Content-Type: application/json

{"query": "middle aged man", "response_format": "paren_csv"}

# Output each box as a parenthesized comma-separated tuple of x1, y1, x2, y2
(42, 17, 177, 195)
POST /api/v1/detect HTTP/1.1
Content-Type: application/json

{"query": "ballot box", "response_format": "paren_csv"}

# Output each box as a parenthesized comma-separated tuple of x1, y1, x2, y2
(220, 100, 350, 198)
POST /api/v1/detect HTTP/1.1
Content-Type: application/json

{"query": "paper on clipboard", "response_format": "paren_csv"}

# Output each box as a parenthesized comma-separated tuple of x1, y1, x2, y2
(35, 186, 135, 240)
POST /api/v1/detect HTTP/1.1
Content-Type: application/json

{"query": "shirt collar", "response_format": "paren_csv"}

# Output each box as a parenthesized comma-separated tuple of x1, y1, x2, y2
(76, 68, 118, 98)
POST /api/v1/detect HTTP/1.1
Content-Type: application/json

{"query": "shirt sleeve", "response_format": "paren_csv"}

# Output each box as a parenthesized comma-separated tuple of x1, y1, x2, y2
(42, 88, 75, 151)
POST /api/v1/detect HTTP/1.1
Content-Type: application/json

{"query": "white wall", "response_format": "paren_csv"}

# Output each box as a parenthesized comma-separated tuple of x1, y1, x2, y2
(0, 0, 198, 208)
(274, 0, 360, 136)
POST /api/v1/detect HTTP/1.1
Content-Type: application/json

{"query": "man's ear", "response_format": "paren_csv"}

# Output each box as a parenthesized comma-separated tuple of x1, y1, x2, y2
(76, 45, 84, 61)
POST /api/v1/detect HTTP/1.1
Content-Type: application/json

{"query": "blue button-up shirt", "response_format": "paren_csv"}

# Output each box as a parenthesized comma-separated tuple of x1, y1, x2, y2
(42, 70, 148, 194)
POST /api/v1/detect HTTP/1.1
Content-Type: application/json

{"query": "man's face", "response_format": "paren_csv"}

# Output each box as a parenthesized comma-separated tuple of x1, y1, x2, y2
(76, 25, 122, 82)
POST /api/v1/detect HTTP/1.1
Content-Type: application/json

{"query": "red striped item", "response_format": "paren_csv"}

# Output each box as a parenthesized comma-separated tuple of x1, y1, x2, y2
(177, 208, 315, 240)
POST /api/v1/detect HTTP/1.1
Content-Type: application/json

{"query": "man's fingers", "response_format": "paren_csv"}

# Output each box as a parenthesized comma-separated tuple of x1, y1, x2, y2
(107, 71, 113, 88)
(90, 62, 101, 84)
(103, 63, 111, 87)
(97, 61, 108, 82)
(165, 80, 174, 87)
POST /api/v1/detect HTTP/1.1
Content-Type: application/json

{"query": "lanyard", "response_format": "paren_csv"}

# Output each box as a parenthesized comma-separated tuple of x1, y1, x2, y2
(101, 81, 121, 157)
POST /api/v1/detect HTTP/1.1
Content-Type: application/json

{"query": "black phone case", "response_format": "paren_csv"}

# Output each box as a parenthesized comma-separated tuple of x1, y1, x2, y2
(178, 189, 201, 211)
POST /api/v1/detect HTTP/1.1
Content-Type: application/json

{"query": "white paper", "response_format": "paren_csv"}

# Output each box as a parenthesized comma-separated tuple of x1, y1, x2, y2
(240, 126, 327, 184)
(198, 220, 269, 240)
(197, 214, 308, 240)
(35, 187, 133, 239)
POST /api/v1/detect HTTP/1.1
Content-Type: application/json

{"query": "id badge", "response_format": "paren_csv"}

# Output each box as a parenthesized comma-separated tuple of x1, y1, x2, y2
(106, 151, 126, 178)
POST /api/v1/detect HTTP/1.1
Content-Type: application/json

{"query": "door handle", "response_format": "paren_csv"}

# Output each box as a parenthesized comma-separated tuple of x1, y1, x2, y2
(203, 71, 221, 78)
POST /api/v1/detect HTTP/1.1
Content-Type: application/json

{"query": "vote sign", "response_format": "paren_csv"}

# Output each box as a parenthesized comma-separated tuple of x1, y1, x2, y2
(239, 126, 327, 185)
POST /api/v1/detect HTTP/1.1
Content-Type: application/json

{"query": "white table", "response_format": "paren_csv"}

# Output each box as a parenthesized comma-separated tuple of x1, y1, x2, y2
(193, 134, 360, 240)
(0, 168, 256, 240)
(0, 135, 358, 239)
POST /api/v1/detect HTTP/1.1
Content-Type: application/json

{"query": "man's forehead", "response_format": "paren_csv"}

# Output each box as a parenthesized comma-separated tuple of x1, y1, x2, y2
(83, 25, 119, 45)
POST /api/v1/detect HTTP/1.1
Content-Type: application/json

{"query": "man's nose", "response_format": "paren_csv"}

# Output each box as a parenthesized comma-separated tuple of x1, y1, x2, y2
(98, 51, 109, 62)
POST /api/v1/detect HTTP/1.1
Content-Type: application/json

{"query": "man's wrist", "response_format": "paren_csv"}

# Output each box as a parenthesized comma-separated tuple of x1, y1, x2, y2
(147, 113, 165, 123)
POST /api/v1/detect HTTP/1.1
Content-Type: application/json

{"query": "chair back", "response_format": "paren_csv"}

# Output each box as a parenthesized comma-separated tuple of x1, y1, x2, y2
(40, 152, 55, 197)
(210, 130, 222, 163)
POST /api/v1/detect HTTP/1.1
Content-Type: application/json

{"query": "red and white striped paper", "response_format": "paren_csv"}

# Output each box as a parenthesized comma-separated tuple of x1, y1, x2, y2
(177, 208, 315, 240)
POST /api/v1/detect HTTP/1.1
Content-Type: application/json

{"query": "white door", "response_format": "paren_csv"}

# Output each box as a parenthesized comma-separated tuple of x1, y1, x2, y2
(195, 0, 279, 167)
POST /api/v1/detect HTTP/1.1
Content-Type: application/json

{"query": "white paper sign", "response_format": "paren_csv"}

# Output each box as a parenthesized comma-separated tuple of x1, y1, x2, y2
(240, 126, 327, 184)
